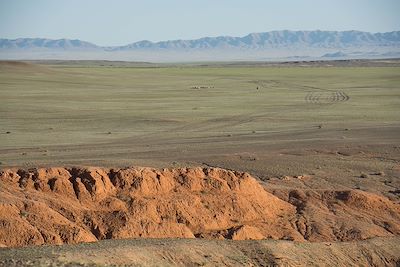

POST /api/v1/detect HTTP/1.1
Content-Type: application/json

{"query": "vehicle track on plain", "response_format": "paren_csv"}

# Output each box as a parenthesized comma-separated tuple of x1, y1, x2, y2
(305, 90, 349, 104)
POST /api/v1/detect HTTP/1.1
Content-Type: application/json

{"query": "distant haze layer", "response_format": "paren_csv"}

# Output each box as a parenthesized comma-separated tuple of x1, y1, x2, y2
(1, 30, 399, 62)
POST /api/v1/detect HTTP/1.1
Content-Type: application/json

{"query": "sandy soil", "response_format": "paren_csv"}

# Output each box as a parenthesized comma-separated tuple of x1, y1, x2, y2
(0, 237, 399, 266)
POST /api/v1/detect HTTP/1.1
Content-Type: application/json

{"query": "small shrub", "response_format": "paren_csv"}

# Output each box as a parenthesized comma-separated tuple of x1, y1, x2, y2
(20, 210, 28, 218)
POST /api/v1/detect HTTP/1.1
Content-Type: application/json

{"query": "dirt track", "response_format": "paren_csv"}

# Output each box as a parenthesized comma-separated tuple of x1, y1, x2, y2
(305, 90, 349, 104)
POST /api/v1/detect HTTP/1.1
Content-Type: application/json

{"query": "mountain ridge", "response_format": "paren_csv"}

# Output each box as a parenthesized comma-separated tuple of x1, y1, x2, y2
(1, 30, 399, 62)
(1, 30, 400, 50)
(0, 38, 99, 50)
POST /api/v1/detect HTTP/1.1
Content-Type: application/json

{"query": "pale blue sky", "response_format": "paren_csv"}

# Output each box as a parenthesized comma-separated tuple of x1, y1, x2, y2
(0, 0, 399, 46)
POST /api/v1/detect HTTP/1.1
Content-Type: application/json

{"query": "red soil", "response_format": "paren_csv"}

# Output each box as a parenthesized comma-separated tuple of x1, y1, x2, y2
(0, 167, 399, 247)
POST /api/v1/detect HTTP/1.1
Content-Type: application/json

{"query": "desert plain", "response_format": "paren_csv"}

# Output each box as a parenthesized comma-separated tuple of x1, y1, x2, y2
(0, 59, 400, 266)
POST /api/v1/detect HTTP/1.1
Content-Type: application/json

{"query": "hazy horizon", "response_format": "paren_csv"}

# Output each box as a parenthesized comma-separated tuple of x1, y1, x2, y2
(2, 29, 400, 46)
(1, 0, 399, 46)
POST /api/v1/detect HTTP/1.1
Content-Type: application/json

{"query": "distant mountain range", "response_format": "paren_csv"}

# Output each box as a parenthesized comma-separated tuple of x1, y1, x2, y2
(0, 38, 98, 50)
(1, 30, 399, 62)
(110, 30, 400, 50)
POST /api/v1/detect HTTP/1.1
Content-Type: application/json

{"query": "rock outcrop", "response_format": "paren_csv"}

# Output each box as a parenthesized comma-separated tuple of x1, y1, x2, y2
(0, 167, 399, 247)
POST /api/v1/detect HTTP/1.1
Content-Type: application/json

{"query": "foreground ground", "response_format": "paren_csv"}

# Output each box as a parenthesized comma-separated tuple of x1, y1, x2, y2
(1, 237, 399, 267)
(0, 60, 399, 266)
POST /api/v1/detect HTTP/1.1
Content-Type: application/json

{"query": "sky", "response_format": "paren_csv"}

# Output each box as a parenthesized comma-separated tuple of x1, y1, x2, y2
(0, 0, 399, 46)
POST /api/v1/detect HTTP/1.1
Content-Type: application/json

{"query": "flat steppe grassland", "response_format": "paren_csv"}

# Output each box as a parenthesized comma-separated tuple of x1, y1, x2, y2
(0, 61, 399, 196)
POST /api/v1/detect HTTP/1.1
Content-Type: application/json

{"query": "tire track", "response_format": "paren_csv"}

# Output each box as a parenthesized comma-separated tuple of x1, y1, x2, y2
(305, 90, 349, 104)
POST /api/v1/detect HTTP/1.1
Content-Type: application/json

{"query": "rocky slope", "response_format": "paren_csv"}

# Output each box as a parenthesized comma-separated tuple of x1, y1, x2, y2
(0, 167, 399, 247)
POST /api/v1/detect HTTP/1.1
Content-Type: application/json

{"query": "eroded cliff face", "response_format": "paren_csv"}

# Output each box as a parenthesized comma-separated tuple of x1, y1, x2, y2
(0, 167, 399, 247)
